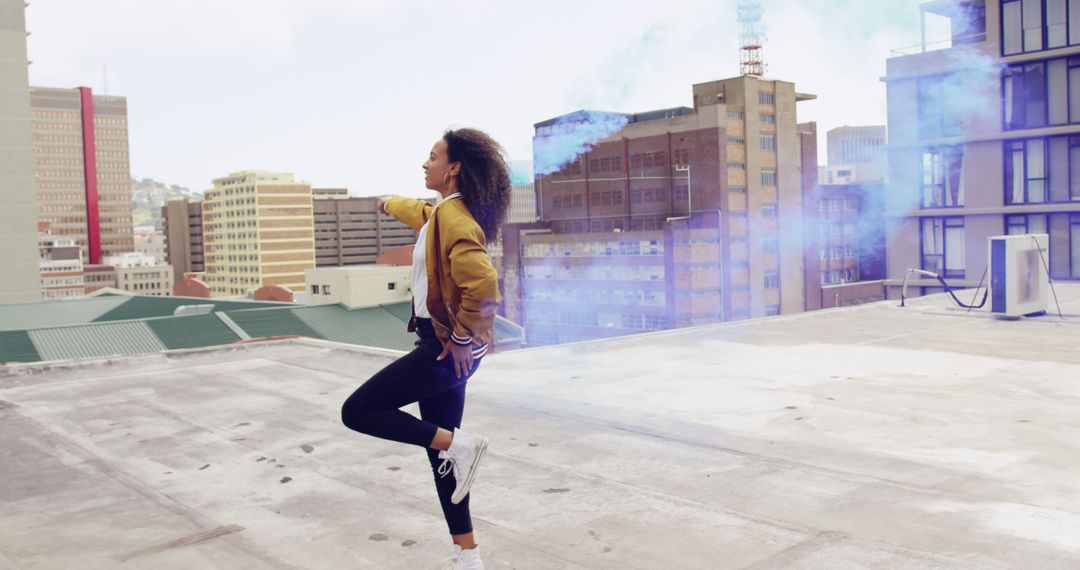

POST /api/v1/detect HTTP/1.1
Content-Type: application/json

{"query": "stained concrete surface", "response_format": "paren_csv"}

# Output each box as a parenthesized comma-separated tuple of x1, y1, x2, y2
(2, 287, 1080, 569)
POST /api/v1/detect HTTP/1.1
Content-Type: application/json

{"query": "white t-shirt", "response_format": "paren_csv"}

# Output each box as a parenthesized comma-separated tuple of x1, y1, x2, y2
(412, 193, 461, 318)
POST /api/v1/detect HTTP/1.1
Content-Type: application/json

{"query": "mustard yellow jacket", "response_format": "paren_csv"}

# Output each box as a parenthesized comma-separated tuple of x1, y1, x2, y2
(385, 195, 500, 349)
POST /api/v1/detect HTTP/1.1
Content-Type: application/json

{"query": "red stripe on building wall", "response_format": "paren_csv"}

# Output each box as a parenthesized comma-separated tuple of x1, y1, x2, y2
(79, 87, 101, 264)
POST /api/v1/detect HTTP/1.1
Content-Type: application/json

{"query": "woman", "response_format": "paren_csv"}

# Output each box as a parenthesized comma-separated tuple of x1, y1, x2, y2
(341, 128, 510, 570)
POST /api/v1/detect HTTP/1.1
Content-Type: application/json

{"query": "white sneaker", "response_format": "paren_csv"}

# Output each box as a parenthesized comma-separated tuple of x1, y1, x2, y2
(447, 545, 484, 570)
(436, 427, 490, 505)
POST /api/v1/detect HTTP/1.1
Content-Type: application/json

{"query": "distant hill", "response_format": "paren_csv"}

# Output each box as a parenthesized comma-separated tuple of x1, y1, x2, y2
(131, 177, 200, 226)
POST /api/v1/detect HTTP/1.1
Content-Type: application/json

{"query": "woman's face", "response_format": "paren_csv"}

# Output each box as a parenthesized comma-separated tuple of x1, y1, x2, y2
(422, 139, 458, 192)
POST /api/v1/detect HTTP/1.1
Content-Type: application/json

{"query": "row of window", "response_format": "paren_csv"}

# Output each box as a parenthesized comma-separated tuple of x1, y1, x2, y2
(818, 198, 859, 211)
(524, 287, 665, 306)
(524, 264, 664, 281)
(1002, 0, 1080, 55)
(523, 239, 662, 259)
(919, 135, 1080, 208)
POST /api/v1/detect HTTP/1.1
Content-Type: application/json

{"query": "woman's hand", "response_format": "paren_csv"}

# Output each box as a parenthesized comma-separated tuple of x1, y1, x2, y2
(437, 342, 474, 379)
(377, 196, 390, 215)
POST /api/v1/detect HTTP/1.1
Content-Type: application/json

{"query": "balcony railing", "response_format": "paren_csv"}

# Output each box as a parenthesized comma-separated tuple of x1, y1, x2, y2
(890, 33, 987, 57)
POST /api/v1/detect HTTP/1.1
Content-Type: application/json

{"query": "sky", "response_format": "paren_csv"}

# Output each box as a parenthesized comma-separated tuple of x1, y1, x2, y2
(25, 0, 940, 198)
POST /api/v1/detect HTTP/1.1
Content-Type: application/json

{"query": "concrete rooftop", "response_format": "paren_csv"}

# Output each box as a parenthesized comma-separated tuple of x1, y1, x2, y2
(2, 286, 1080, 569)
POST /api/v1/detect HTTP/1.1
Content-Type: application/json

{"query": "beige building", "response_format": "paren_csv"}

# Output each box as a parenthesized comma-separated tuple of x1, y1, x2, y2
(507, 182, 538, 224)
(30, 87, 135, 264)
(134, 228, 166, 264)
(83, 265, 117, 294)
(105, 252, 173, 296)
(202, 171, 316, 298)
(506, 75, 817, 344)
(0, 0, 41, 303)
(885, 0, 1080, 297)
(38, 231, 84, 300)
(312, 191, 419, 266)
(162, 198, 204, 280)
(304, 265, 412, 307)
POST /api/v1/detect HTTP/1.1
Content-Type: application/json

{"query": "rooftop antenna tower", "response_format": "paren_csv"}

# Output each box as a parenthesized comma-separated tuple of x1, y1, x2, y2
(738, 0, 766, 76)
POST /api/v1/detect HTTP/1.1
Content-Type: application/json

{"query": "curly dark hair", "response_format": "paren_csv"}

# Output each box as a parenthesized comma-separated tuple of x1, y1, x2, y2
(443, 128, 511, 242)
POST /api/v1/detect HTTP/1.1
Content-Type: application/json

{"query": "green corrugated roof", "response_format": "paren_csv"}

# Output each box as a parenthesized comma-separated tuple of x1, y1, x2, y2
(92, 296, 286, 323)
(224, 308, 325, 340)
(0, 330, 42, 363)
(0, 296, 130, 332)
(145, 313, 241, 350)
(380, 302, 414, 324)
(29, 322, 166, 362)
(0, 296, 523, 365)
(293, 305, 419, 352)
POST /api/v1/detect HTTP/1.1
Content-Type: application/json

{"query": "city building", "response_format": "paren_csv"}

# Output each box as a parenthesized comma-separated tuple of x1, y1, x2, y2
(133, 227, 166, 264)
(83, 265, 117, 294)
(105, 252, 174, 296)
(828, 125, 887, 164)
(305, 265, 412, 307)
(884, 0, 1080, 298)
(312, 191, 419, 266)
(202, 171, 316, 298)
(30, 86, 135, 264)
(501, 75, 817, 344)
(38, 225, 84, 300)
(804, 124, 889, 310)
(0, 0, 41, 303)
(820, 126, 887, 185)
(161, 198, 205, 280)
(507, 178, 539, 224)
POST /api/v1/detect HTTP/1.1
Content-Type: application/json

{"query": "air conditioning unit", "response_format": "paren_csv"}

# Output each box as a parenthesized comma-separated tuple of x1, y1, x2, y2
(988, 234, 1049, 317)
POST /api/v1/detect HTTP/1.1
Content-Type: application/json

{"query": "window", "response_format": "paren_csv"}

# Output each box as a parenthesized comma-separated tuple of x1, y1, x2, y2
(1006, 139, 1049, 203)
(759, 91, 776, 105)
(674, 148, 690, 166)
(321, 284, 331, 295)
(922, 147, 965, 207)
(729, 186, 747, 193)
(760, 134, 776, 151)
(1072, 214, 1080, 277)
(1006, 213, 1049, 235)
(1004, 62, 1048, 130)
(1003, 0, 1080, 54)
(761, 169, 777, 186)
(387, 282, 396, 290)
(310, 285, 318, 295)
(764, 305, 780, 316)
(760, 113, 776, 124)
(764, 272, 779, 288)
(1072, 136, 1080, 200)
(762, 205, 778, 218)
(921, 217, 965, 278)
(729, 137, 746, 145)
(727, 111, 745, 120)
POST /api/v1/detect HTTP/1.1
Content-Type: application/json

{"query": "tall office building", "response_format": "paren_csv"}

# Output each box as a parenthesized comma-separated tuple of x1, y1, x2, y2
(885, 0, 1080, 298)
(311, 191, 419, 266)
(827, 126, 887, 165)
(0, 0, 41, 303)
(202, 171, 315, 298)
(501, 75, 817, 344)
(30, 87, 135, 264)
(162, 198, 204, 280)
(821, 125, 888, 185)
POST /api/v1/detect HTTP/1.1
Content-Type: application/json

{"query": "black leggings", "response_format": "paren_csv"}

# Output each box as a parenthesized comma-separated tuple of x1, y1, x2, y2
(340, 318, 481, 535)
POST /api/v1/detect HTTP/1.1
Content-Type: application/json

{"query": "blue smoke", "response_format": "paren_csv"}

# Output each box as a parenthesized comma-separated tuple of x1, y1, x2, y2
(533, 111, 629, 176)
